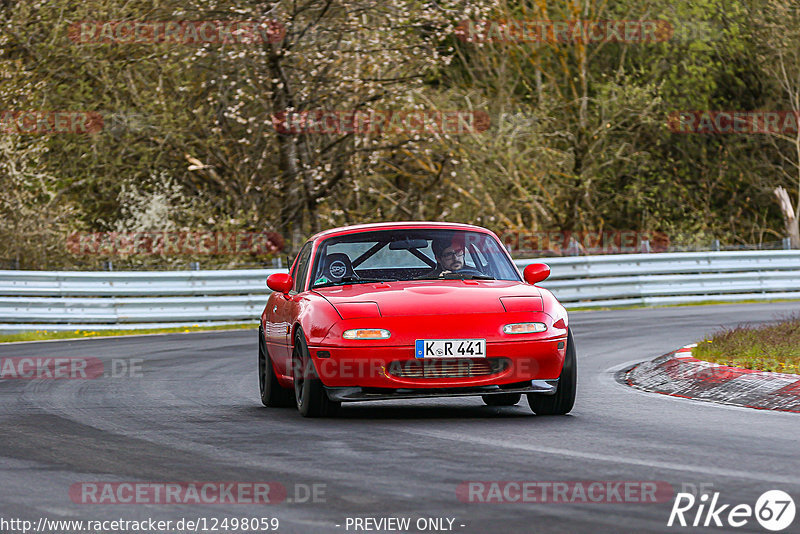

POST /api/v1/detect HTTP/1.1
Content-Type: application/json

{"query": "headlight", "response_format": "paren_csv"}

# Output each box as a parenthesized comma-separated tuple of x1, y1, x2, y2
(503, 322, 547, 334)
(343, 328, 391, 340)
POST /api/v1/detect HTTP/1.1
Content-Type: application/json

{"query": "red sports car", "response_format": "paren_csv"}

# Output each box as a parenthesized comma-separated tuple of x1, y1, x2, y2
(258, 222, 576, 417)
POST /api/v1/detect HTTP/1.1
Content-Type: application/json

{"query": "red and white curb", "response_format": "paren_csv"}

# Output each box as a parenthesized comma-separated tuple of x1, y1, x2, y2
(623, 344, 800, 413)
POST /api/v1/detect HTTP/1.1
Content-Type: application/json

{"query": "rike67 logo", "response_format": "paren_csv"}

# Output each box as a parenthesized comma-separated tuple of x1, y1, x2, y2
(668, 490, 795, 531)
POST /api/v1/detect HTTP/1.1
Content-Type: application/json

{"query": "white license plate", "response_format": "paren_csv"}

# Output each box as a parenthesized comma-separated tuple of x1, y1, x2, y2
(415, 339, 486, 358)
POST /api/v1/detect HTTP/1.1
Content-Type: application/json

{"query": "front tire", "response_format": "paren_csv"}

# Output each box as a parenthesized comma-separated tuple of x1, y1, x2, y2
(482, 393, 521, 406)
(259, 325, 294, 407)
(527, 328, 577, 415)
(292, 328, 340, 418)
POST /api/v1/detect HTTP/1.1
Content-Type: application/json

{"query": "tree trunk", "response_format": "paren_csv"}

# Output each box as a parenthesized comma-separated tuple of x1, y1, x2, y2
(268, 45, 307, 254)
(774, 186, 800, 248)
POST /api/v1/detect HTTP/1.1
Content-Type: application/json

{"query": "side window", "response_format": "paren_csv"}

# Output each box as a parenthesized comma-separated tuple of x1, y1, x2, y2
(292, 242, 313, 293)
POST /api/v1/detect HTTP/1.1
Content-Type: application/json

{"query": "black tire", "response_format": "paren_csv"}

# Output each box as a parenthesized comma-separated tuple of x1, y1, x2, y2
(259, 325, 295, 407)
(527, 328, 577, 415)
(482, 393, 522, 406)
(292, 328, 340, 418)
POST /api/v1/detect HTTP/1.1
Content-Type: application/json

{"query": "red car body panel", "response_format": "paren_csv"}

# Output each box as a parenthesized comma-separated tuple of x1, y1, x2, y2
(261, 222, 568, 398)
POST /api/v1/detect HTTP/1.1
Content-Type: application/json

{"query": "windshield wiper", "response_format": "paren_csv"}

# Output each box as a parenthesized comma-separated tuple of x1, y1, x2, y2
(444, 273, 495, 280)
(417, 272, 495, 280)
(313, 276, 397, 289)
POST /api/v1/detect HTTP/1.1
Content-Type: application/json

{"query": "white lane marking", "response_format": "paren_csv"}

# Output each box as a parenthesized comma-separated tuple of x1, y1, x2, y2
(399, 428, 800, 486)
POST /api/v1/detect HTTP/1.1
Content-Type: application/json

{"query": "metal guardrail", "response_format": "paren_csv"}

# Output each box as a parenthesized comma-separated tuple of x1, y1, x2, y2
(517, 250, 800, 308)
(1, 251, 799, 330)
(0, 269, 281, 329)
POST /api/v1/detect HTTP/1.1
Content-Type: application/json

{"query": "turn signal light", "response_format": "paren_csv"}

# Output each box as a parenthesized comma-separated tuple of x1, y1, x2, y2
(503, 322, 547, 334)
(343, 329, 391, 340)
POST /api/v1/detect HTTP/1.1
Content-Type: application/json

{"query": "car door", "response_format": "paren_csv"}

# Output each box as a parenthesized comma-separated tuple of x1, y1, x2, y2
(272, 241, 313, 376)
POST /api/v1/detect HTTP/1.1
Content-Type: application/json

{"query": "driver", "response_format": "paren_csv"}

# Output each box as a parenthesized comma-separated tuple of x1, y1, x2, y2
(429, 234, 466, 276)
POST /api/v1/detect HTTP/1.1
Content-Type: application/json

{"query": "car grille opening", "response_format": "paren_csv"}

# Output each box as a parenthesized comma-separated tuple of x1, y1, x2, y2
(387, 358, 509, 379)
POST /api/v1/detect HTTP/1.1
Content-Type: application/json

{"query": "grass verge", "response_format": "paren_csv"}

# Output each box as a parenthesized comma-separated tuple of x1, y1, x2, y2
(567, 297, 800, 312)
(692, 314, 800, 374)
(0, 323, 254, 343)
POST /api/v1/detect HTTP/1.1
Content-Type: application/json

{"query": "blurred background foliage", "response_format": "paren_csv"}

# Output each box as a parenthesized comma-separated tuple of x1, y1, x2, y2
(1, 0, 799, 268)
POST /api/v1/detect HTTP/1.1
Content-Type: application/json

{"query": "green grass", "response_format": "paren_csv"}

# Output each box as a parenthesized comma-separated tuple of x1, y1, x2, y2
(692, 314, 800, 374)
(0, 323, 255, 343)
(567, 297, 800, 312)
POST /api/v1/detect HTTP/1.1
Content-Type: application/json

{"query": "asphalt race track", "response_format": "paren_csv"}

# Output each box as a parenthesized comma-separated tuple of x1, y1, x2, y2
(1, 302, 799, 534)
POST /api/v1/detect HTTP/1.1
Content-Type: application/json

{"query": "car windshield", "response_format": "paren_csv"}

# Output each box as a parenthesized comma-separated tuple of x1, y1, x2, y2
(310, 228, 520, 288)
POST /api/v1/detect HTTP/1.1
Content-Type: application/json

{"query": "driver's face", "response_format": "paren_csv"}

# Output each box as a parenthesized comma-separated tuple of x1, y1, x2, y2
(439, 245, 465, 271)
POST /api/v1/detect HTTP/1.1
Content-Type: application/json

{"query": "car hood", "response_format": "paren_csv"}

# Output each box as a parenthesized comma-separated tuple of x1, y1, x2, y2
(313, 280, 543, 318)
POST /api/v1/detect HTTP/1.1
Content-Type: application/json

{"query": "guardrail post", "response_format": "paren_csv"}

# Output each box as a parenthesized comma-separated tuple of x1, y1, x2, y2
(711, 239, 720, 251)
(783, 237, 792, 250)
(639, 238, 651, 253)
(191, 261, 200, 270)
(105, 260, 113, 271)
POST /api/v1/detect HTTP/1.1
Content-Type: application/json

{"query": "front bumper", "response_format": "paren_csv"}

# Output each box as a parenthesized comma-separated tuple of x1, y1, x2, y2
(325, 379, 559, 402)
(309, 337, 566, 389)
(309, 309, 568, 389)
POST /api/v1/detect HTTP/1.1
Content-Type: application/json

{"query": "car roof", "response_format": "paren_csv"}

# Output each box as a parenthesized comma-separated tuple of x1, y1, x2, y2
(308, 221, 493, 242)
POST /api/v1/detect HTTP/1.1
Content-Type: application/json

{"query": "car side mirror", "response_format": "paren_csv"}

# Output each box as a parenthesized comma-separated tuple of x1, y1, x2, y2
(523, 263, 550, 284)
(267, 273, 293, 293)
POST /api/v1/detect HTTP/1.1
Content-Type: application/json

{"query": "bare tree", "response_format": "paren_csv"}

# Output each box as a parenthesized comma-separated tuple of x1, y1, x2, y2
(235, 0, 494, 249)
(756, 0, 800, 247)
